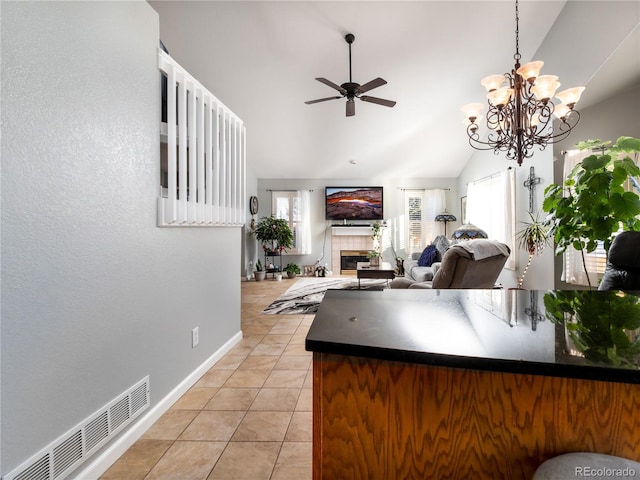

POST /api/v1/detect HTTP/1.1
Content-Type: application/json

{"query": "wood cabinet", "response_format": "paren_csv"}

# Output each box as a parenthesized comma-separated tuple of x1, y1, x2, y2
(312, 352, 640, 479)
(306, 289, 640, 479)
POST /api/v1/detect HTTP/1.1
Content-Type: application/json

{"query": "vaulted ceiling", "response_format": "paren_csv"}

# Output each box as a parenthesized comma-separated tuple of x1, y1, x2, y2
(149, 1, 640, 179)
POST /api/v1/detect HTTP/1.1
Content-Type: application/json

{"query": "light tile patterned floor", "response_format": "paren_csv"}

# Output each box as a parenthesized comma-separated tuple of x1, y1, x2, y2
(101, 277, 313, 480)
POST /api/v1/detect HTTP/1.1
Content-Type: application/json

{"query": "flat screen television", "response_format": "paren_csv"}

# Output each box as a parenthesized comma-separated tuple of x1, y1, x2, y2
(325, 186, 383, 222)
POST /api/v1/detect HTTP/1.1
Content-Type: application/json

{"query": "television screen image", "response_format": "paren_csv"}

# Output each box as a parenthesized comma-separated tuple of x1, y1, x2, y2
(325, 187, 383, 221)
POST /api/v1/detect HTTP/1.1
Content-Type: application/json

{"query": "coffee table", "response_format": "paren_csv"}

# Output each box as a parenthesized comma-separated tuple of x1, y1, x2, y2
(356, 261, 395, 288)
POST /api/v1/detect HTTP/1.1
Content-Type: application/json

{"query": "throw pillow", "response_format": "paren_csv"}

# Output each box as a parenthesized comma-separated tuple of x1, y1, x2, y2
(417, 245, 437, 267)
(433, 235, 451, 262)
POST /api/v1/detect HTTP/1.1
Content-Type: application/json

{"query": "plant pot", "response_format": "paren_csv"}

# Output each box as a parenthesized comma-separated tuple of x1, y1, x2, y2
(370, 257, 380, 267)
(287, 272, 297, 279)
(254, 271, 266, 281)
(275, 272, 283, 281)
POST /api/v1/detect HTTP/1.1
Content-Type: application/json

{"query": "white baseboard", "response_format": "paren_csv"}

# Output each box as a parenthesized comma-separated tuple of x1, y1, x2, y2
(75, 330, 243, 480)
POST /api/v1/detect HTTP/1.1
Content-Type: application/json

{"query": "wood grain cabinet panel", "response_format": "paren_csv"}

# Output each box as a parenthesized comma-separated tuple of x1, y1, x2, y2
(313, 352, 640, 480)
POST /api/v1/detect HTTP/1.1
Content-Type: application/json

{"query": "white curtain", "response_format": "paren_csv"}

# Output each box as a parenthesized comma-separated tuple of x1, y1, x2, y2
(424, 189, 446, 239)
(404, 188, 446, 255)
(466, 169, 516, 269)
(297, 190, 312, 254)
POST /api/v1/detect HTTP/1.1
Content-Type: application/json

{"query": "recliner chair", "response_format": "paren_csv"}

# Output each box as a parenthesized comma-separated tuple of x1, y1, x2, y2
(391, 239, 510, 289)
(598, 231, 640, 291)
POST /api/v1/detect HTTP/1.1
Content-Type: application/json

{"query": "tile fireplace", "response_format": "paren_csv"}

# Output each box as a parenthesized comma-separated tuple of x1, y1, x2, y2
(340, 250, 370, 275)
(331, 226, 374, 275)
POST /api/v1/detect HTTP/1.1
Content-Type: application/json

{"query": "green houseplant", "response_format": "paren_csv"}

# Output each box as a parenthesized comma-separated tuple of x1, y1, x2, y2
(543, 136, 640, 288)
(515, 211, 552, 289)
(254, 259, 265, 281)
(284, 263, 301, 278)
(368, 220, 383, 266)
(544, 290, 640, 368)
(252, 215, 294, 254)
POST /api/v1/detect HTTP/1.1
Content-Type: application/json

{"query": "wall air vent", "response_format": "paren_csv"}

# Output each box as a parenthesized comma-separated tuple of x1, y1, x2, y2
(3, 376, 150, 480)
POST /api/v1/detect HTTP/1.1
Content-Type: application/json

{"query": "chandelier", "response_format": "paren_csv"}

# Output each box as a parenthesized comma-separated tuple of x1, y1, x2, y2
(461, 0, 585, 166)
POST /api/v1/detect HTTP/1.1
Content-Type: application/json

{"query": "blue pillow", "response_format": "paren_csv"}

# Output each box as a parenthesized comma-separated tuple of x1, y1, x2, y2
(417, 245, 437, 267)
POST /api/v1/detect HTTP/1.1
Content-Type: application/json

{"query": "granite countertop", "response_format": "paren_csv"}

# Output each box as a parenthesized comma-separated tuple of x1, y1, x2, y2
(305, 289, 640, 384)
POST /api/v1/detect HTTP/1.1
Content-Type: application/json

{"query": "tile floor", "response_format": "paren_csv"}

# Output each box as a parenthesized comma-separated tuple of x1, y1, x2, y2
(101, 277, 314, 480)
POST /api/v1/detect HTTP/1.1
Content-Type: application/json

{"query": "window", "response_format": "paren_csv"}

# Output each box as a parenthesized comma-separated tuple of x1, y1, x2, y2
(404, 189, 445, 255)
(466, 169, 516, 270)
(561, 149, 621, 286)
(271, 190, 311, 254)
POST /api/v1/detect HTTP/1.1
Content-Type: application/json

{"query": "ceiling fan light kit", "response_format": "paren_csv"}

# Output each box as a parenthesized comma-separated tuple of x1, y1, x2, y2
(461, 0, 585, 166)
(305, 33, 396, 117)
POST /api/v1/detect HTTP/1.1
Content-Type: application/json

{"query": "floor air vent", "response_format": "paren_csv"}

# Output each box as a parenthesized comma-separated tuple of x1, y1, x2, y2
(4, 376, 150, 480)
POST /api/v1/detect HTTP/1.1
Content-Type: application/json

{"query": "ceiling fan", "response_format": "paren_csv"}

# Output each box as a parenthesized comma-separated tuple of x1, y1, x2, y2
(305, 33, 396, 117)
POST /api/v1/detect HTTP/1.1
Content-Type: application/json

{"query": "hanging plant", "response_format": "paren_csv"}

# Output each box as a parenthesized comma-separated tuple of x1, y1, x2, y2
(515, 211, 552, 289)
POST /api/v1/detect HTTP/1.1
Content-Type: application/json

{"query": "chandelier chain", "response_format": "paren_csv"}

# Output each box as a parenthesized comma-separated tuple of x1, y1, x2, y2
(514, 0, 521, 63)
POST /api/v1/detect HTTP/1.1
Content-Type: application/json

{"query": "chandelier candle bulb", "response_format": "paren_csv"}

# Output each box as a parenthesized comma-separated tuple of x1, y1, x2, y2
(552, 104, 572, 120)
(461, 103, 484, 122)
(516, 61, 544, 82)
(481, 75, 507, 92)
(556, 86, 585, 108)
(531, 75, 561, 101)
(487, 87, 513, 108)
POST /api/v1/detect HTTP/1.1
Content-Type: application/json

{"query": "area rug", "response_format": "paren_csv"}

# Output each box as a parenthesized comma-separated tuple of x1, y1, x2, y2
(262, 276, 388, 315)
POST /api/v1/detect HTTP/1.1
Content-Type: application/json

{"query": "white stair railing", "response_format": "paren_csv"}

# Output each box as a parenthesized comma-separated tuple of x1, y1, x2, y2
(158, 49, 245, 227)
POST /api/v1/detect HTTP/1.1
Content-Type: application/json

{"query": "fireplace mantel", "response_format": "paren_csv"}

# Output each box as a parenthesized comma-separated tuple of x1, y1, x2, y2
(331, 226, 371, 236)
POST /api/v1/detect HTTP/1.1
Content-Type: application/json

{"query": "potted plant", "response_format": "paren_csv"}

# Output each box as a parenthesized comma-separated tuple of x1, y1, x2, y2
(543, 136, 640, 289)
(252, 215, 294, 254)
(254, 259, 265, 281)
(284, 263, 301, 278)
(515, 211, 551, 289)
(369, 220, 383, 266)
(367, 250, 380, 267)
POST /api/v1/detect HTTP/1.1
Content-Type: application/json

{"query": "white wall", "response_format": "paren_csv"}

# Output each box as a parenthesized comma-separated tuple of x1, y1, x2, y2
(554, 83, 640, 156)
(1, 2, 241, 475)
(255, 177, 459, 272)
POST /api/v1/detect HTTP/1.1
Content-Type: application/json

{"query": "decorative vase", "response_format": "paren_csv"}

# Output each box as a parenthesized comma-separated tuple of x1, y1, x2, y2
(254, 271, 266, 281)
(370, 256, 380, 267)
(275, 272, 283, 281)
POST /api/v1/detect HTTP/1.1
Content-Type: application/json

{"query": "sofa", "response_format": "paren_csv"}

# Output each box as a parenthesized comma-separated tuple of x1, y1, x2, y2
(403, 235, 451, 283)
(393, 238, 510, 289)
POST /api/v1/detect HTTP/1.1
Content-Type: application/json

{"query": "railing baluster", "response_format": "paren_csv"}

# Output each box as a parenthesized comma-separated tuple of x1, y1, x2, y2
(158, 50, 244, 227)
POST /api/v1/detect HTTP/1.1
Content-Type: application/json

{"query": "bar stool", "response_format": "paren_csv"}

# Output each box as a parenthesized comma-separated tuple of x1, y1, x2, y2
(533, 453, 640, 479)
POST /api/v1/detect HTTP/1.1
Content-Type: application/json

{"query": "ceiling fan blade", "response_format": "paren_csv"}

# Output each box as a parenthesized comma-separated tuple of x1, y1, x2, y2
(315, 77, 347, 95)
(356, 77, 387, 94)
(305, 96, 343, 105)
(360, 95, 396, 108)
(346, 99, 355, 117)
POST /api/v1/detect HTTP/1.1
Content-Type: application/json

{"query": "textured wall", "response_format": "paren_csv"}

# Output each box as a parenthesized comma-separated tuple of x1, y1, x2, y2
(1, 1, 240, 473)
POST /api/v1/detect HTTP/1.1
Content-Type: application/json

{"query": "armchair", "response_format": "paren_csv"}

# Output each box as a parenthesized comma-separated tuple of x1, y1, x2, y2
(391, 239, 510, 289)
(598, 231, 640, 291)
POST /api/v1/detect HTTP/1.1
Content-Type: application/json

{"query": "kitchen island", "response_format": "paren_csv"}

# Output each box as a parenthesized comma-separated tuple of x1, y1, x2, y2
(305, 289, 640, 479)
